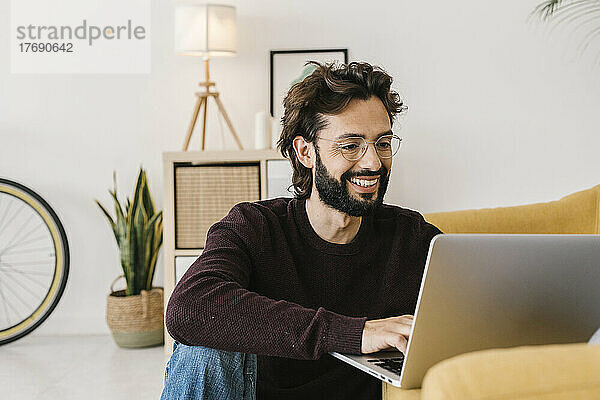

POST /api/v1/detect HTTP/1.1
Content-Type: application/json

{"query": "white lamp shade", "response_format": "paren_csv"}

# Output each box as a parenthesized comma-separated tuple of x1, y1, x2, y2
(175, 3, 236, 57)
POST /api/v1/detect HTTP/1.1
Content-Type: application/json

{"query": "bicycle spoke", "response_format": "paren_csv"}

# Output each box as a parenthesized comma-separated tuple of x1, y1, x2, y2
(0, 279, 19, 327)
(0, 271, 32, 318)
(0, 259, 53, 267)
(2, 220, 47, 254)
(0, 266, 52, 277)
(2, 212, 35, 251)
(0, 263, 51, 288)
(0, 263, 52, 272)
(0, 203, 23, 241)
(0, 268, 42, 310)
(1, 247, 54, 255)
(0, 267, 49, 332)
(0, 235, 49, 256)
(0, 278, 11, 326)
(0, 198, 14, 237)
(3, 225, 49, 258)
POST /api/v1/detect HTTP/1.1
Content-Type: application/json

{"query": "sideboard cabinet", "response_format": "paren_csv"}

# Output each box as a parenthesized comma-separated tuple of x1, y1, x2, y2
(162, 150, 292, 358)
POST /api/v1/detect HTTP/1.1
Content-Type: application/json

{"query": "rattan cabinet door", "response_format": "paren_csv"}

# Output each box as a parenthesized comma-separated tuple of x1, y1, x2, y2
(174, 163, 260, 248)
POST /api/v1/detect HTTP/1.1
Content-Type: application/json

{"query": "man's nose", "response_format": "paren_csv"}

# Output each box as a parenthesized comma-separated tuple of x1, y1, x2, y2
(358, 143, 382, 171)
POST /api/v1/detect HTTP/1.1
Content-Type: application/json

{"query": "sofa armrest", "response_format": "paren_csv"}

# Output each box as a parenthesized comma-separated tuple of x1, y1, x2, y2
(423, 184, 600, 234)
(421, 343, 600, 400)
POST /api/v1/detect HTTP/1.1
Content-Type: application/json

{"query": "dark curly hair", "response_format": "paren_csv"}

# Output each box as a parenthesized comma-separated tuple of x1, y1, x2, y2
(277, 61, 406, 200)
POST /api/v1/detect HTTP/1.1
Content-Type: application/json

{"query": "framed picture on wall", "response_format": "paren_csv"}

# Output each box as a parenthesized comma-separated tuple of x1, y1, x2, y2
(269, 48, 348, 147)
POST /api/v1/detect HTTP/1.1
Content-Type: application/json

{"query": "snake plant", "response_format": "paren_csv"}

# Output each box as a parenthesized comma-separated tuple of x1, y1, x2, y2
(96, 168, 163, 296)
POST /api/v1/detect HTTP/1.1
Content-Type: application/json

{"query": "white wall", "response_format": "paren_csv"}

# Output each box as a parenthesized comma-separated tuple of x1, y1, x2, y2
(1, 0, 599, 335)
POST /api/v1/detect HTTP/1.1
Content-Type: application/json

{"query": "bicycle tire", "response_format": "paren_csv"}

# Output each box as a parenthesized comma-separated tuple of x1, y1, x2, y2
(0, 178, 70, 345)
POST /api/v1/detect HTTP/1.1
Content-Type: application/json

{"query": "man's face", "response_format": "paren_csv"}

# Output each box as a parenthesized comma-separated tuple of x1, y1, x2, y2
(312, 96, 393, 217)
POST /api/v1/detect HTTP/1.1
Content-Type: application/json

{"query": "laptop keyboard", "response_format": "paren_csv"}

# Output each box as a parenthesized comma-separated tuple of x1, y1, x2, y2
(367, 355, 405, 375)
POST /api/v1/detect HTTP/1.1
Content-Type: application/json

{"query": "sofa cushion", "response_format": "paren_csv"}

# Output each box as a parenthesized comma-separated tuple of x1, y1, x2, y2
(424, 184, 600, 234)
(382, 386, 421, 400)
(421, 343, 600, 400)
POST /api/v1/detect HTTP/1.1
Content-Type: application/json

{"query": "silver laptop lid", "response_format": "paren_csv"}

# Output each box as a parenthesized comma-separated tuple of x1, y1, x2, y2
(401, 234, 600, 389)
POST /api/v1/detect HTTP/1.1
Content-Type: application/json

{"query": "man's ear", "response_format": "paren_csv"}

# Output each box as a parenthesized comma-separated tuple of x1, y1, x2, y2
(292, 136, 314, 169)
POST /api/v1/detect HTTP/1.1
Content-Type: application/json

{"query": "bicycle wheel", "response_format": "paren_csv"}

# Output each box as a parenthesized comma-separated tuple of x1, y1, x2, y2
(0, 178, 69, 345)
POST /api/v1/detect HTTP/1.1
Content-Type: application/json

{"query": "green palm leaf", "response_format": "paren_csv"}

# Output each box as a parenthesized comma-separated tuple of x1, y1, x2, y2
(532, 0, 600, 64)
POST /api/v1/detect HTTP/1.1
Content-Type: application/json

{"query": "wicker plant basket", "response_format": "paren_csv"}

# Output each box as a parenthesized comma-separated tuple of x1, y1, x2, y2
(106, 275, 164, 348)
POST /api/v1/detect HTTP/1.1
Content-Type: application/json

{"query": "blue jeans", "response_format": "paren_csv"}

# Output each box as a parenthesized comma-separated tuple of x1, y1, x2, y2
(161, 340, 257, 400)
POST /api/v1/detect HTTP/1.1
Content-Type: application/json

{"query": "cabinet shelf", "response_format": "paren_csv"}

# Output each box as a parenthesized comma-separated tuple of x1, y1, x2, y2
(173, 249, 203, 257)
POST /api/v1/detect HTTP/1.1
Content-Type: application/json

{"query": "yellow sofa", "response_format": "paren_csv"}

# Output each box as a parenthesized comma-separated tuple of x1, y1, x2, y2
(383, 184, 600, 400)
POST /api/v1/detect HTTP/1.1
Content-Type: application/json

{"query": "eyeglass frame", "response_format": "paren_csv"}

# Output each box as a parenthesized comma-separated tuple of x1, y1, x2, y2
(315, 133, 403, 161)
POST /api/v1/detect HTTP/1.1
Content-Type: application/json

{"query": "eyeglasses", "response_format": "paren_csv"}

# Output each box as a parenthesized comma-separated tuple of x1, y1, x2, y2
(317, 134, 403, 161)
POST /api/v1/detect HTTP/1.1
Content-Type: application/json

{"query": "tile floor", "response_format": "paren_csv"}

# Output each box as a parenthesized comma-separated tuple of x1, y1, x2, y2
(0, 334, 167, 400)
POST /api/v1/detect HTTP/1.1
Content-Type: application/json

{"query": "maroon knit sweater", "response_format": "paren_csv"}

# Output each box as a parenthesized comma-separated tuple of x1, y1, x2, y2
(165, 197, 442, 399)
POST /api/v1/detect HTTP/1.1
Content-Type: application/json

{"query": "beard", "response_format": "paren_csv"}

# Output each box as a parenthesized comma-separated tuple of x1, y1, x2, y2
(313, 147, 390, 217)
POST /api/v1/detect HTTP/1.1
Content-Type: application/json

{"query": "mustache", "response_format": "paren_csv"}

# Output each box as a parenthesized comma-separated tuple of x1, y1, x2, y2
(341, 166, 388, 181)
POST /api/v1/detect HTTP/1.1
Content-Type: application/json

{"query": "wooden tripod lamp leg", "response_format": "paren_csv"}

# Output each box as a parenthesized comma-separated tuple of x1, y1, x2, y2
(201, 93, 208, 151)
(214, 95, 244, 150)
(182, 96, 206, 151)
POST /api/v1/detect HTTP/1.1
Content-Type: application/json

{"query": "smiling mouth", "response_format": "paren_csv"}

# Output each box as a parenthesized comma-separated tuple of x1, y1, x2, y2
(349, 177, 379, 187)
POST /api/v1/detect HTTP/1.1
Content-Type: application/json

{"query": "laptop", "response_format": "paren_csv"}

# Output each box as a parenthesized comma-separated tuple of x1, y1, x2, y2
(331, 234, 600, 389)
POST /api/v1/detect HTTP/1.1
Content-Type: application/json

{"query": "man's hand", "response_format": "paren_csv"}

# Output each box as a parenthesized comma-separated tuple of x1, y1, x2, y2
(361, 315, 414, 354)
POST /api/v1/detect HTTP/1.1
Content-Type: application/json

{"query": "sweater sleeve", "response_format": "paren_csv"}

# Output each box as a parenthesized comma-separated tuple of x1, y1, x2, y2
(164, 203, 367, 360)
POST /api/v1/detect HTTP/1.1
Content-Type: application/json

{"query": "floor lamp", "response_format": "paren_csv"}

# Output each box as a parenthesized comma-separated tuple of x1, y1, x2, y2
(175, 3, 243, 151)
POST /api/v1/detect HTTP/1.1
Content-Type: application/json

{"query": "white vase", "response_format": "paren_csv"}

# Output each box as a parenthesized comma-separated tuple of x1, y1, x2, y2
(254, 112, 272, 150)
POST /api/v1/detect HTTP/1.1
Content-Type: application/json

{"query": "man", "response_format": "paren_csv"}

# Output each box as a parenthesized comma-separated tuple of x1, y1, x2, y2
(162, 61, 442, 399)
